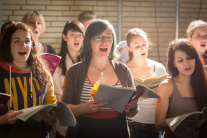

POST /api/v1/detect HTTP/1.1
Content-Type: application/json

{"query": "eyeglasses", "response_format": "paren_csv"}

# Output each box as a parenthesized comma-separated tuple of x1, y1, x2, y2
(94, 36, 113, 41)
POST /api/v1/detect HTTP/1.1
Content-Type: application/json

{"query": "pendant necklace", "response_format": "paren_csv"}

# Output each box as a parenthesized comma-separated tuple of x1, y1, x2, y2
(94, 64, 108, 80)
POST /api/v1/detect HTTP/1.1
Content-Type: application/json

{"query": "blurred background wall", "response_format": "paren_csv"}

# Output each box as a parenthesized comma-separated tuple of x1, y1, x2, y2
(1, 0, 207, 65)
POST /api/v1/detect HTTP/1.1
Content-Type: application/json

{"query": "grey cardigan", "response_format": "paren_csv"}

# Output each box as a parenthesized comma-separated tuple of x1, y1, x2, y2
(62, 60, 134, 138)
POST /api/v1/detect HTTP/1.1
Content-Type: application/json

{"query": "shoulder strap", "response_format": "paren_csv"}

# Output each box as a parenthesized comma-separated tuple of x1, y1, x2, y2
(170, 77, 180, 98)
(112, 60, 134, 88)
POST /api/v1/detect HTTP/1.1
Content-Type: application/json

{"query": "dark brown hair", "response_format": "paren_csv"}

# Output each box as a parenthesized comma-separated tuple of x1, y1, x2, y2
(0, 22, 51, 91)
(1, 21, 15, 37)
(167, 38, 207, 110)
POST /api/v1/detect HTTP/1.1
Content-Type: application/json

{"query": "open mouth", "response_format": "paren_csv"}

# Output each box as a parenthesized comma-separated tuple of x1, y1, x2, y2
(201, 44, 205, 47)
(74, 43, 79, 46)
(18, 52, 26, 56)
(184, 67, 191, 71)
(33, 30, 38, 34)
(141, 53, 145, 56)
(100, 48, 107, 52)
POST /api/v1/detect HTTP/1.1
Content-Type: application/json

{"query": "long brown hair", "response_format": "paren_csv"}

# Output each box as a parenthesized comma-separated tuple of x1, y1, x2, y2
(0, 22, 51, 91)
(167, 38, 207, 110)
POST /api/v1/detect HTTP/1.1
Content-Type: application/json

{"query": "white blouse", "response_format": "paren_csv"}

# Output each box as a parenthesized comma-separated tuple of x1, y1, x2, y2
(53, 53, 73, 102)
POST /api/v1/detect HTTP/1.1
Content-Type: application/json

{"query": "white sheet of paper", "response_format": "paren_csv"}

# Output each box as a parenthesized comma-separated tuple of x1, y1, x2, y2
(95, 84, 135, 113)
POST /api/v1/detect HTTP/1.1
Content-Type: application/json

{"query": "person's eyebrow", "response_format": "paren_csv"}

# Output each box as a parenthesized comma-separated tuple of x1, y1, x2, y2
(12, 37, 20, 40)
(12, 37, 30, 40)
(175, 57, 182, 59)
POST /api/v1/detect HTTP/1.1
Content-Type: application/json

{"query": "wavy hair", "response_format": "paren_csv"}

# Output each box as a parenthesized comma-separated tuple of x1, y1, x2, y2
(58, 20, 85, 76)
(80, 19, 117, 61)
(0, 22, 51, 91)
(167, 38, 207, 110)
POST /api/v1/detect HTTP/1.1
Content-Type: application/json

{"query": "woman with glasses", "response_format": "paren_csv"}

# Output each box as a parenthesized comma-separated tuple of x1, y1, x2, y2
(62, 19, 139, 138)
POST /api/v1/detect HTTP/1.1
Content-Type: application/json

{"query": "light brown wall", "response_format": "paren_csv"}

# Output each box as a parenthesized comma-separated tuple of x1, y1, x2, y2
(2, 0, 207, 65)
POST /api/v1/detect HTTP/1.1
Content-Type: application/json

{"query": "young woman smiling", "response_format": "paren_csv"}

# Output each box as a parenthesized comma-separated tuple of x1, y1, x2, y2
(0, 22, 57, 137)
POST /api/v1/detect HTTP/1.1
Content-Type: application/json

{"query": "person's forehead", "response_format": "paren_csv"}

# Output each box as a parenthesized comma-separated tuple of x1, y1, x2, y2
(194, 27, 207, 32)
(29, 15, 41, 21)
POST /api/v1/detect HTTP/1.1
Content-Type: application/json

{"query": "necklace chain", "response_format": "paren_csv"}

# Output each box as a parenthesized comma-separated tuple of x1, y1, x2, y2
(94, 64, 108, 72)
(94, 64, 108, 80)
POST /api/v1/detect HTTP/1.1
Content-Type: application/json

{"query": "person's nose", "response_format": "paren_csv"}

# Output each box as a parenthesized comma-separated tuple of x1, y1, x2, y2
(20, 42, 27, 48)
(101, 39, 108, 45)
(74, 35, 82, 40)
(141, 46, 146, 51)
(183, 59, 189, 65)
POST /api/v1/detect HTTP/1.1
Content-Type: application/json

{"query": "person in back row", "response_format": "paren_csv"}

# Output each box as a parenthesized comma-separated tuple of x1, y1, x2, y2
(117, 40, 129, 64)
(155, 38, 207, 138)
(62, 19, 139, 138)
(22, 11, 56, 55)
(186, 20, 207, 73)
(78, 10, 97, 31)
(0, 22, 57, 138)
(126, 28, 166, 138)
(53, 20, 85, 102)
(52, 20, 85, 138)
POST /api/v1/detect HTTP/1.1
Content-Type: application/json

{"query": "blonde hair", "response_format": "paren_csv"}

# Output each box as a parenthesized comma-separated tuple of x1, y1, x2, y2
(186, 20, 207, 37)
(22, 11, 46, 33)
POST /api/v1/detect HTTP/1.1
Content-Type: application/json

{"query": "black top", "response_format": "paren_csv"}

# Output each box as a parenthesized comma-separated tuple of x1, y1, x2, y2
(42, 43, 56, 55)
